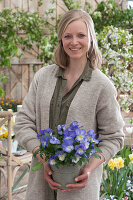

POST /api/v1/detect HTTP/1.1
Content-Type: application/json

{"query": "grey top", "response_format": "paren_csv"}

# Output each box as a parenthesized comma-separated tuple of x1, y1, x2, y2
(13, 64, 125, 200)
(49, 60, 92, 131)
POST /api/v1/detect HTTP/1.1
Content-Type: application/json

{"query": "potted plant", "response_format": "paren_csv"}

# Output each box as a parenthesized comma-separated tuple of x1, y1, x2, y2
(32, 121, 102, 189)
(0, 110, 18, 153)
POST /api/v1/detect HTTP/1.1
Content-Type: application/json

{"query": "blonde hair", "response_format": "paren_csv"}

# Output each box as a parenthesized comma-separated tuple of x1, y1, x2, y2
(54, 9, 102, 69)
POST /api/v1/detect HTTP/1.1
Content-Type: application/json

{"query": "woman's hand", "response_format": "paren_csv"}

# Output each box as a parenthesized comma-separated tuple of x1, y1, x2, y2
(33, 146, 61, 190)
(44, 162, 61, 190)
(62, 153, 105, 192)
(62, 164, 91, 192)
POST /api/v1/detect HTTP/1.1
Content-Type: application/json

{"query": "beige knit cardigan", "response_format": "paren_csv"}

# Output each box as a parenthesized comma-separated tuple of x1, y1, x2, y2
(14, 64, 125, 200)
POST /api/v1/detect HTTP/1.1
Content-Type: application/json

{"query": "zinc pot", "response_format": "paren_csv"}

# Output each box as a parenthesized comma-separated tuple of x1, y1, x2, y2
(2, 139, 18, 153)
(51, 164, 84, 189)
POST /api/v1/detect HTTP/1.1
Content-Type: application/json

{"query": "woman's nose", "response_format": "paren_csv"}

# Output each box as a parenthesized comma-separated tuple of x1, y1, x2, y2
(71, 36, 78, 45)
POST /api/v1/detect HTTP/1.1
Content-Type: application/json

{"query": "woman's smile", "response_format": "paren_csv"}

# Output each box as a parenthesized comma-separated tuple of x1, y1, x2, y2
(69, 47, 81, 52)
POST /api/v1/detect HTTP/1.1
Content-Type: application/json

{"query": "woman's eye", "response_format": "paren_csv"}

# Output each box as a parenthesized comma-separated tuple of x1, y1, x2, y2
(64, 35, 71, 39)
(79, 34, 85, 38)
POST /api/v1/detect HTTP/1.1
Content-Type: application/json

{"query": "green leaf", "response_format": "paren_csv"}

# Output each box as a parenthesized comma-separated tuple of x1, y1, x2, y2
(33, 148, 40, 158)
(95, 146, 102, 153)
(32, 162, 43, 171)
(92, 153, 101, 159)
(129, 163, 133, 171)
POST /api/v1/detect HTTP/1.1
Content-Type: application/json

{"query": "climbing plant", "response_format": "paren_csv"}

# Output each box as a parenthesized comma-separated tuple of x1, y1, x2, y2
(97, 26, 133, 112)
(91, 0, 133, 33)
(0, 0, 132, 113)
(0, 8, 57, 96)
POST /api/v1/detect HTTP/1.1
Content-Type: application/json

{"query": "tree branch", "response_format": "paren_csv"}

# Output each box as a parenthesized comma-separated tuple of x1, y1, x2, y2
(94, 0, 99, 5)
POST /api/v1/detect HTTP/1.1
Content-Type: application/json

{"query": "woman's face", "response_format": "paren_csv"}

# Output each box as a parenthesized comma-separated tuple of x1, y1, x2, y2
(62, 19, 90, 61)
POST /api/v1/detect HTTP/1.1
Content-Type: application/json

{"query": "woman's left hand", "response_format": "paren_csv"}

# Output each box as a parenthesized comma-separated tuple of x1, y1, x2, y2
(60, 153, 105, 192)
(61, 164, 91, 192)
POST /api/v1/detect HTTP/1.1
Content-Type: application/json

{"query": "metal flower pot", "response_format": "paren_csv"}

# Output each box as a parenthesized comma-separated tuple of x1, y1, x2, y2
(51, 164, 84, 189)
(2, 139, 18, 153)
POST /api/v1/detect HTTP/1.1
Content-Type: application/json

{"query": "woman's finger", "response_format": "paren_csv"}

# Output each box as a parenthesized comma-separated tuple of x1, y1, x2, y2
(46, 175, 61, 187)
(49, 183, 60, 190)
(44, 163, 61, 188)
(65, 171, 90, 190)
(75, 173, 88, 182)
(44, 162, 52, 175)
(66, 178, 88, 189)
(45, 171, 61, 187)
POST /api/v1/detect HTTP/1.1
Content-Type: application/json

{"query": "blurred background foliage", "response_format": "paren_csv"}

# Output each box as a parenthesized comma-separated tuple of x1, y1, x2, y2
(0, 0, 133, 112)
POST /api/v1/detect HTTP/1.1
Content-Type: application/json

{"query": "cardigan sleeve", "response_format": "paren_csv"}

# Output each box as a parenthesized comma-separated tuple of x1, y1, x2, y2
(96, 81, 125, 163)
(13, 71, 41, 153)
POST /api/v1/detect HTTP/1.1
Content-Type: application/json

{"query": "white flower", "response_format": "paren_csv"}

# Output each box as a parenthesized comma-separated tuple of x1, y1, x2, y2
(126, 127, 133, 135)
(58, 154, 66, 161)
(93, 11, 102, 18)
(108, 3, 113, 9)
(72, 155, 80, 163)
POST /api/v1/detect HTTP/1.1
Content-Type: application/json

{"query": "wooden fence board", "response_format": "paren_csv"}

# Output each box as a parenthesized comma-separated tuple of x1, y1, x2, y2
(44, 0, 56, 25)
(22, 64, 29, 99)
(0, 0, 4, 11)
(12, 80, 22, 100)
(11, 58, 43, 65)
(11, 0, 22, 10)
(28, 0, 36, 13)
(9, 67, 14, 99)
(22, 0, 29, 11)
(38, 0, 47, 16)
(37, 64, 42, 71)
(10, 65, 21, 100)
(29, 64, 35, 84)
(29, 64, 40, 84)
(0, 62, 43, 101)
(4, 0, 10, 8)
(4, 68, 11, 99)
(57, 0, 67, 18)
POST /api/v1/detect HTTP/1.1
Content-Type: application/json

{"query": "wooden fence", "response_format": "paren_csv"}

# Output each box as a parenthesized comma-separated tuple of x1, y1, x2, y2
(0, 0, 127, 101)
(0, 0, 127, 14)
(0, 0, 56, 15)
(0, 58, 42, 101)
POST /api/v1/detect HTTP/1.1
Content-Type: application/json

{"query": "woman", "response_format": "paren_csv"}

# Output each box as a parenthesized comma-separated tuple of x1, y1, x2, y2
(14, 9, 125, 200)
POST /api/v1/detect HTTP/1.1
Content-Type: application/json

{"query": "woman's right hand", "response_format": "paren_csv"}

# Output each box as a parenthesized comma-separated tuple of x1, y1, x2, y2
(43, 162, 61, 190)
(33, 146, 61, 190)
